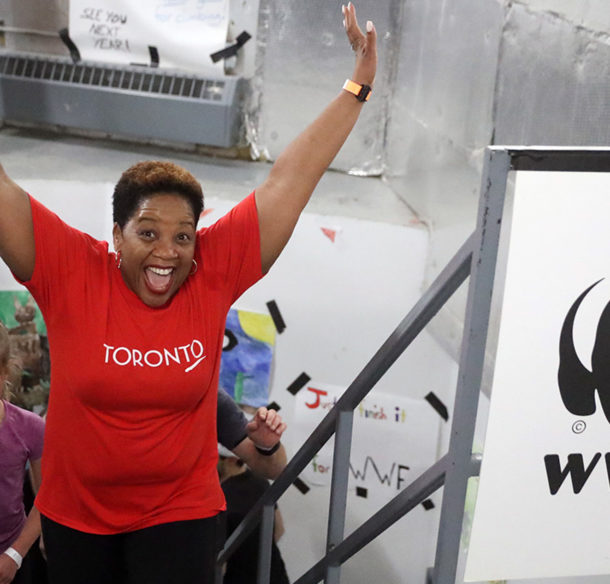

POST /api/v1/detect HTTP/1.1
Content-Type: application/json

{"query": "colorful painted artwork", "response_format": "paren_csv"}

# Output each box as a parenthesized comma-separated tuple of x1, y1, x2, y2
(0, 291, 50, 412)
(219, 308, 276, 408)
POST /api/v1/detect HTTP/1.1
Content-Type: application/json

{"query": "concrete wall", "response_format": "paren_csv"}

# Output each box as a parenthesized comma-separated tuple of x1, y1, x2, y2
(384, 0, 610, 356)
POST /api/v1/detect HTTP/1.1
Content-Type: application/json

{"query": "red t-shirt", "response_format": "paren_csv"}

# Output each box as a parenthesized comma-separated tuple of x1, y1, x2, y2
(21, 193, 262, 534)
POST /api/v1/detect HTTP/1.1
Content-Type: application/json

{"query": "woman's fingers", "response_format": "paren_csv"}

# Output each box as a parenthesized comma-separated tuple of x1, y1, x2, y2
(343, 2, 365, 52)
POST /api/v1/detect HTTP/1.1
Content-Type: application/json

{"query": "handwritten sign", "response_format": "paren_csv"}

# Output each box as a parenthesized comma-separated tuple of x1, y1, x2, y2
(293, 382, 440, 502)
(69, 0, 229, 74)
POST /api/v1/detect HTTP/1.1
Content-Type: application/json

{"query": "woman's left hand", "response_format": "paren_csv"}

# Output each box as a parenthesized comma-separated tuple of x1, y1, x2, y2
(343, 2, 377, 87)
(246, 407, 286, 450)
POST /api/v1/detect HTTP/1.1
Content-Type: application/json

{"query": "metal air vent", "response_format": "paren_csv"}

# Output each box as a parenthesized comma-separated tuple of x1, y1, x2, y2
(0, 52, 244, 148)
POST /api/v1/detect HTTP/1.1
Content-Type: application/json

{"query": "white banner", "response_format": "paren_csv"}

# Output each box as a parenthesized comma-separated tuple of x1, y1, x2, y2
(69, 0, 229, 74)
(466, 171, 610, 581)
(293, 382, 440, 503)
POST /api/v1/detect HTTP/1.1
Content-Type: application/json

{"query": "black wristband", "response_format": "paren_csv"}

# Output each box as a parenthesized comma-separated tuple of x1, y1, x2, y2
(255, 442, 281, 456)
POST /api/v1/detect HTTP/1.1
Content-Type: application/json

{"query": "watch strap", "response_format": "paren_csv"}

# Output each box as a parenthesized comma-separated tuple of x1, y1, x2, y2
(343, 79, 372, 102)
(255, 441, 281, 456)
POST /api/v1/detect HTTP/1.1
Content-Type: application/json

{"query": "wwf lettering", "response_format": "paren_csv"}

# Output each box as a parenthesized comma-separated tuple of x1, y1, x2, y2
(350, 455, 410, 490)
(310, 454, 410, 490)
(544, 452, 610, 495)
(103, 339, 205, 371)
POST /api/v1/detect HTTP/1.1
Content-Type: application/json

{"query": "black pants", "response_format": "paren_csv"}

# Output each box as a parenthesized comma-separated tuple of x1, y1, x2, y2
(41, 515, 218, 584)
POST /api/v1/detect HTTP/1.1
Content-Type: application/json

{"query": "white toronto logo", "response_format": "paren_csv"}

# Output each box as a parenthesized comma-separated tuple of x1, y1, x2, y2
(103, 339, 206, 372)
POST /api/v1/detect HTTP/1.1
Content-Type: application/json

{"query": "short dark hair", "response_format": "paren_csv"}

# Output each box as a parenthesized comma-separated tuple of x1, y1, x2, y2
(112, 161, 204, 228)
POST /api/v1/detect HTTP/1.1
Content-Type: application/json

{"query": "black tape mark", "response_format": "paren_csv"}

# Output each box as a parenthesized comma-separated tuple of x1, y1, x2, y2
(148, 46, 159, 67)
(356, 486, 368, 499)
(266, 401, 281, 412)
(293, 477, 310, 494)
(223, 329, 238, 352)
(421, 499, 435, 511)
(131, 47, 160, 68)
(210, 30, 252, 63)
(425, 392, 449, 421)
(58, 28, 81, 63)
(287, 373, 311, 396)
(266, 300, 286, 334)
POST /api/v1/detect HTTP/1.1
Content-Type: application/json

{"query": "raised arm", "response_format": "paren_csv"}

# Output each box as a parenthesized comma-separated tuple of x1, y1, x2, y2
(255, 2, 377, 273)
(0, 164, 35, 282)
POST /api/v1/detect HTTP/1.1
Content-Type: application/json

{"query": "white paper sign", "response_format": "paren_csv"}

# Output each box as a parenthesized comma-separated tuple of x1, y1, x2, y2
(293, 382, 440, 503)
(69, 0, 229, 74)
(465, 171, 610, 581)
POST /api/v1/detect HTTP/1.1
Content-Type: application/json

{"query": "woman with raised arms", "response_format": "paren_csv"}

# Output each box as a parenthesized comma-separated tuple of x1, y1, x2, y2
(0, 3, 377, 583)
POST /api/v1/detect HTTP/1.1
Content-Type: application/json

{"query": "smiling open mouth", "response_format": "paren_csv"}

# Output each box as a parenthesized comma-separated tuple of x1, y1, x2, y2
(145, 266, 175, 293)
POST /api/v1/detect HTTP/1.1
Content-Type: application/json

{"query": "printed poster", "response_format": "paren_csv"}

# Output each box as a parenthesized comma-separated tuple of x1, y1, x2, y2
(293, 382, 440, 503)
(69, 0, 229, 74)
(465, 171, 610, 581)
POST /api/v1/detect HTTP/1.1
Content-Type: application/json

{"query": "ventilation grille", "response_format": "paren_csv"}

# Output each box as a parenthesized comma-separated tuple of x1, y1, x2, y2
(0, 54, 225, 101)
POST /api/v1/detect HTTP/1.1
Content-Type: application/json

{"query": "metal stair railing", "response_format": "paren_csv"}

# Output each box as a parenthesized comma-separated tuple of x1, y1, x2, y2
(215, 147, 610, 584)
(215, 226, 484, 581)
(215, 146, 513, 584)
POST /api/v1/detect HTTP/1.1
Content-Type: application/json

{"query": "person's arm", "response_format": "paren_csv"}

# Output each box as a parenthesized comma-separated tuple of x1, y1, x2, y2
(27, 457, 42, 493)
(0, 459, 42, 584)
(0, 164, 35, 282)
(29, 456, 46, 559)
(217, 388, 249, 450)
(255, 2, 377, 273)
(232, 408, 288, 480)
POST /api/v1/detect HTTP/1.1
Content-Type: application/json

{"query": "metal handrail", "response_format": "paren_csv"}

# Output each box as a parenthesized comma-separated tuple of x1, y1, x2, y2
(217, 231, 476, 582)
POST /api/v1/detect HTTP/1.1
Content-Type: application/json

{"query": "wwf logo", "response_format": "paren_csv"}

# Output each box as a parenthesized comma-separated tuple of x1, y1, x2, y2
(543, 280, 610, 497)
(558, 279, 610, 423)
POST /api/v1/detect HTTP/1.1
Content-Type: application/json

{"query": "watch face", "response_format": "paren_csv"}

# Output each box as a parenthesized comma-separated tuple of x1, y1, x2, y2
(357, 84, 372, 101)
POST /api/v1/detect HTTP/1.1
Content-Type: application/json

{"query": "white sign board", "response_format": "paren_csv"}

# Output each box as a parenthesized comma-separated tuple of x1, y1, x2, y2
(69, 0, 229, 74)
(294, 382, 440, 503)
(465, 171, 610, 581)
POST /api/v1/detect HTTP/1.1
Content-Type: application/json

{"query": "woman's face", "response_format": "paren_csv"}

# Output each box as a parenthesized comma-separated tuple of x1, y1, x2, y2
(113, 193, 197, 308)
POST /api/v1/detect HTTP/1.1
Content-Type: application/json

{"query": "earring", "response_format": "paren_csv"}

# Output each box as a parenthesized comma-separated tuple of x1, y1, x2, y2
(116, 251, 122, 269)
(190, 259, 198, 275)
